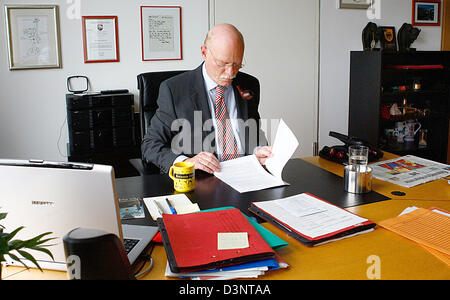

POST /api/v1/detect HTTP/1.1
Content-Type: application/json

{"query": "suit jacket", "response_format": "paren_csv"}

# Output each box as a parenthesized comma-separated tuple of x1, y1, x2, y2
(141, 64, 267, 173)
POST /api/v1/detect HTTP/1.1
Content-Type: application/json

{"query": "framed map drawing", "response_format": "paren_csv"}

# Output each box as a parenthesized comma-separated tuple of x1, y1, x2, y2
(4, 5, 61, 70)
(140, 6, 183, 61)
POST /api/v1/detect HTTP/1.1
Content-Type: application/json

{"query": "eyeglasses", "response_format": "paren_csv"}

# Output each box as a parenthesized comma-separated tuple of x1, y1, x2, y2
(207, 48, 245, 70)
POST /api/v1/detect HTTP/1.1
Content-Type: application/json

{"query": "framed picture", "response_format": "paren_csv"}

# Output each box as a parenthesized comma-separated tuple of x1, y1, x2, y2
(412, 0, 441, 26)
(4, 5, 61, 70)
(379, 26, 398, 52)
(339, 0, 372, 9)
(82, 16, 119, 63)
(140, 6, 183, 61)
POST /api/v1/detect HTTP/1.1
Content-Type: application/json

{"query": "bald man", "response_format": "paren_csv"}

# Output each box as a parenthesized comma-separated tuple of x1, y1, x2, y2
(142, 24, 271, 174)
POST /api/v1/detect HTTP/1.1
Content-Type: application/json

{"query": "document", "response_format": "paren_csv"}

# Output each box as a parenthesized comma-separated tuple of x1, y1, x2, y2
(252, 193, 369, 239)
(265, 119, 299, 178)
(396, 206, 450, 266)
(214, 119, 298, 193)
(379, 207, 450, 256)
(214, 155, 286, 193)
(143, 193, 199, 220)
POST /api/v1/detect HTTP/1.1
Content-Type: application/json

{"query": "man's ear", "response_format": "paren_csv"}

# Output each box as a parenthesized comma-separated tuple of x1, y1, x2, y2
(200, 45, 208, 60)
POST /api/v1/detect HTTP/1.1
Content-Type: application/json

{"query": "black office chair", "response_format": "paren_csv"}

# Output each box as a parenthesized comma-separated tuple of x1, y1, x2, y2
(129, 71, 187, 175)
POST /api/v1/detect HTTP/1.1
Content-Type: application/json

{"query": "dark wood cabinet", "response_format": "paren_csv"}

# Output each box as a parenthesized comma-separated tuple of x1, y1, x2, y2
(349, 51, 450, 163)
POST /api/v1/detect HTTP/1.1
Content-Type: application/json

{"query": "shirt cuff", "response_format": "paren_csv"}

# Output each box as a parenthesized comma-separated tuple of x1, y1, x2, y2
(253, 146, 262, 155)
(173, 155, 189, 164)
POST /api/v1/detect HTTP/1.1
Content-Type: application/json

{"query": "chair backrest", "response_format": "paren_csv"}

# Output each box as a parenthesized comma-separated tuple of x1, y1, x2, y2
(137, 71, 187, 140)
(136, 71, 187, 173)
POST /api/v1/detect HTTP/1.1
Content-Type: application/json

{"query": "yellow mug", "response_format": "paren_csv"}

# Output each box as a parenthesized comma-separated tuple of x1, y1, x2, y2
(168, 162, 195, 193)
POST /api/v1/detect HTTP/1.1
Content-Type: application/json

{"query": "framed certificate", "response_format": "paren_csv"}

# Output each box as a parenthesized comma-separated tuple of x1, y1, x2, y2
(82, 16, 119, 63)
(4, 5, 61, 70)
(140, 6, 183, 61)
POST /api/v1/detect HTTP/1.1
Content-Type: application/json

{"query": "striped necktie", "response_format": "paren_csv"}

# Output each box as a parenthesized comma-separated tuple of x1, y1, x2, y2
(215, 85, 239, 161)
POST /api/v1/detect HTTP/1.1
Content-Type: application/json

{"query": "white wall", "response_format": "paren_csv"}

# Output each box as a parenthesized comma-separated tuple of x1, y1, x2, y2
(213, 0, 319, 158)
(0, 0, 209, 161)
(319, 0, 442, 148)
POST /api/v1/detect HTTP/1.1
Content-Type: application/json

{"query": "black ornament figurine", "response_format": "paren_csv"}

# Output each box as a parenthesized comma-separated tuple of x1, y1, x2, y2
(398, 23, 421, 52)
(362, 22, 380, 51)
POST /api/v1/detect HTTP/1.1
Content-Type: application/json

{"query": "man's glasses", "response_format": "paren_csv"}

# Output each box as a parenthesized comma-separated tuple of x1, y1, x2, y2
(207, 49, 245, 70)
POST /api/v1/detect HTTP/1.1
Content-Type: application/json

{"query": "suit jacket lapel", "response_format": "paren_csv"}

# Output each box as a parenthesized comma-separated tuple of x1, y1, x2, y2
(189, 64, 216, 154)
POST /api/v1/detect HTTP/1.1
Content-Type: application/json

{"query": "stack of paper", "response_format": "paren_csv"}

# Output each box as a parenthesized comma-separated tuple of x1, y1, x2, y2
(165, 254, 289, 280)
(379, 206, 450, 266)
(156, 207, 289, 280)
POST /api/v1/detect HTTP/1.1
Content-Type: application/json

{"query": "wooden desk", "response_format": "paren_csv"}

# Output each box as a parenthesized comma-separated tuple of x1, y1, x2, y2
(4, 155, 450, 280)
(303, 152, 450, 202)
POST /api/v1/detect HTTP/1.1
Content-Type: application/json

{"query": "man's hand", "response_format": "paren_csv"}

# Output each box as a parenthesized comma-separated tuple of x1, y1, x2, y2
(254, 146, 273, 165)
(184, 152, 221, 174)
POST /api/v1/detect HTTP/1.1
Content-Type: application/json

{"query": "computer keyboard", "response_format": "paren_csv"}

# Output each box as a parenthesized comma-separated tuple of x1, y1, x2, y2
(123, 238, 139, 254)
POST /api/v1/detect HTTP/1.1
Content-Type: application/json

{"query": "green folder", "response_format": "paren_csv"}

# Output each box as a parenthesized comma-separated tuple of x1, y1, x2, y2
(200, 206, 288, 250)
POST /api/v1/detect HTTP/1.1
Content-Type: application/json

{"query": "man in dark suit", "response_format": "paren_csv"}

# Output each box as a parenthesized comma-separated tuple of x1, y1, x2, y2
(142, 24, 272, 174)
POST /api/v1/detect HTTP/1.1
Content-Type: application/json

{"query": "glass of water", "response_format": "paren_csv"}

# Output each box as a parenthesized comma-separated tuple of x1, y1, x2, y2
(348, 145, 369, 166)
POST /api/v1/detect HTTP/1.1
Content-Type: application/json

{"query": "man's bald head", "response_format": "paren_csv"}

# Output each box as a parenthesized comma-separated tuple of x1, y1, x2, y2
(201, 24, 245, 86)
(204, 23, 245, 50)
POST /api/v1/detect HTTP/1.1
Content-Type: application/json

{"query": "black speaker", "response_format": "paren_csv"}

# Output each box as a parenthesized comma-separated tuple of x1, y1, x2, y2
(63, 228, 135, 280)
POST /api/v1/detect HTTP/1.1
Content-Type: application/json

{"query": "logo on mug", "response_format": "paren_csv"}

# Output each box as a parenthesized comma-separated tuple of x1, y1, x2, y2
(169, 162, 195, 193)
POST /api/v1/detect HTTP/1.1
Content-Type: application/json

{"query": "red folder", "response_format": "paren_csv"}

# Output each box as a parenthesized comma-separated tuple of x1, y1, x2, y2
(157, 208, 275, 273)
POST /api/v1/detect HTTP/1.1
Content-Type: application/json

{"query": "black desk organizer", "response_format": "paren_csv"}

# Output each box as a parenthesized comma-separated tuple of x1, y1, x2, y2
(319, 131, 384, 165)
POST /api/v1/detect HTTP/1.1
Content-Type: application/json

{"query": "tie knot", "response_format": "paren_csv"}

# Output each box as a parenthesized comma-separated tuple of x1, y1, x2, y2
(215, 85, 225, 96)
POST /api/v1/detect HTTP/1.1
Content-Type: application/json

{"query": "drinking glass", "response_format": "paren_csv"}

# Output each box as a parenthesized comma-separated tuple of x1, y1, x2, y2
(348, 145, 369, 166)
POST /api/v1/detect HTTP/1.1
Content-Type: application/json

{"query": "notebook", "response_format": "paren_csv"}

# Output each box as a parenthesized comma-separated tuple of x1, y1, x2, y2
(157, 208, 275, 273)
(249, 193, 376, 246)
(0, 159, 157, 271)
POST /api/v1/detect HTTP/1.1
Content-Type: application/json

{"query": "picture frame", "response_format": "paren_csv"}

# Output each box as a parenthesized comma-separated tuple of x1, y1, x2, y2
(140, 6, 183, 61)
(339, 0, 372, 9)
(379, 26, 398, 52)
(4, 5, 61, 70)
(82, 16, 119, 63)
(412, 0, 441, 26)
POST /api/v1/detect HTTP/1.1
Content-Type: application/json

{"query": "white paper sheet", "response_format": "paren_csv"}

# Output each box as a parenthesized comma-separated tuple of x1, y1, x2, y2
(265, 119, 299, 179)
(214, 155, 287, 193)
